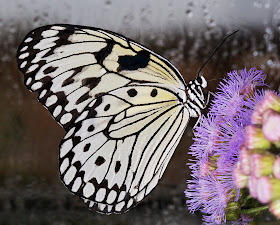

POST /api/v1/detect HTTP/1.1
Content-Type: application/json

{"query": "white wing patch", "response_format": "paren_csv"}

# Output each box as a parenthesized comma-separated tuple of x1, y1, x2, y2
(16, 24, 192, 214)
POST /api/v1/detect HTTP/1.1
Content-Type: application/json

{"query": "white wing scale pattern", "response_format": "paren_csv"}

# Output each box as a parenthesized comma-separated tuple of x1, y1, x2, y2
(16, 24, 206, 214)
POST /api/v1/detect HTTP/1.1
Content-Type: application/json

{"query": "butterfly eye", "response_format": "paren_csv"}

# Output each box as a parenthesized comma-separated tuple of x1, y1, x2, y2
(195, 76, 207, 88)
(196, 76, 202, 84)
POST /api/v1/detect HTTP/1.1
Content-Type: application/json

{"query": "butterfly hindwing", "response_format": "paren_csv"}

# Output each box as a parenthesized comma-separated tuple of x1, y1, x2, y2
(16, 24, 190, 214)
(59, 86, 189, 213)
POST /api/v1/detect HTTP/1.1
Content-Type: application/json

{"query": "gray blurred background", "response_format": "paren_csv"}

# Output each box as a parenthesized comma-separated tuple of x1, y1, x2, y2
(1, 0, 280, 224)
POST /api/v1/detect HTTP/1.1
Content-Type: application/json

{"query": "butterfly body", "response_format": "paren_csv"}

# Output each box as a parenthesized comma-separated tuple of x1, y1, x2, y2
(17, 24, 207, 214)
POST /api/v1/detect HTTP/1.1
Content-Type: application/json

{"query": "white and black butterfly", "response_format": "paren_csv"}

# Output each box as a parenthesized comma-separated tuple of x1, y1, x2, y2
(16, 24, 208, 214)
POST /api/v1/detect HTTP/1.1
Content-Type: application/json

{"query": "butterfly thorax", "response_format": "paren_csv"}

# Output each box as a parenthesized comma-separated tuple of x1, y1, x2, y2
(185, 75, 208, 118)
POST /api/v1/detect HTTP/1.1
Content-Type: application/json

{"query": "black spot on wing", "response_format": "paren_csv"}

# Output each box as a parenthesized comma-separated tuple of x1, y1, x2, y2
(83, 97, 103, 119)
(150, 88, 158, 97)
(82, 77, 101, 89)
(127, 88, 137, 97)
(84, 143, 91, 152)
(104, 104, 110, 111)
(62, 67, 83, 87)
(94, 40, 114, 66)
(34, 75, 52, 91)
(76, 92, 90, 105)
(41, 49, 53, 58)
(73, 161, 82, 170)
(87, 125, 95, 132)
(117, 50, 150, 72)
(62, 77, 75, 87)
(115, 161, 121, 173)
(87, 109, 97, 118)
(72, 136, 81, 146)
(43, 66, 58, 74)
(95, 156, 105, 166)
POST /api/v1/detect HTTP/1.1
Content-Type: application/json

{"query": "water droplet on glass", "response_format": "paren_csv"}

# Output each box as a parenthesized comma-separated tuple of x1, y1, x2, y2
(203, 5, 209, 14)
(209, 18, 216, 27)
(33, 15, 43, 27)
(123, 14, 134, 25)
(254, 1, 263, 8)
(264, 27, 276, 52)
(273, 7, 280, 31)
(156, 39, 164, 47)
(265, 2, 270, 8)
(205, 15, 216, 27)
(1, 54, 9, 62)
(168, 13, 174, 20)
(43, 12, 49, 18)
(185, 9, 193, 18)
(9, 25, 16, 34)
(105, 0, 112, 5)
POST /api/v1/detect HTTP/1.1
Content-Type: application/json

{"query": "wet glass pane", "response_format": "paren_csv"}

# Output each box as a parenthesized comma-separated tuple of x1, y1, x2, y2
(1, 0, 280, 224)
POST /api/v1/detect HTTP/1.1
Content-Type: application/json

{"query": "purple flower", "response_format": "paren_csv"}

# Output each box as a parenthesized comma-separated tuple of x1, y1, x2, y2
(231, 214, 254, 225)
(210, 67, 266, 123)
(188, 114, 221, 161)
(185, 68, 267, 224)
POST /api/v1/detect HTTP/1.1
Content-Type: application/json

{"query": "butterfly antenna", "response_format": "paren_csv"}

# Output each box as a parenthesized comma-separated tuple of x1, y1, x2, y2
(197, 30, 239, 77)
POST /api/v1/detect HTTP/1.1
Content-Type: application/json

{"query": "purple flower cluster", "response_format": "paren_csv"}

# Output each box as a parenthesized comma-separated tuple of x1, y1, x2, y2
(185, 68, 267, 224)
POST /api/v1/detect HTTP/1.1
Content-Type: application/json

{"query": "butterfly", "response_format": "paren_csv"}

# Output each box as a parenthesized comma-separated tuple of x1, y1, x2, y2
(16, 24, 208, 214)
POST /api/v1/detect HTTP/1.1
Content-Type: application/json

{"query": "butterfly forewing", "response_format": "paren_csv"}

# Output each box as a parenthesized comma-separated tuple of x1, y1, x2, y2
(16, 24, 190, 214)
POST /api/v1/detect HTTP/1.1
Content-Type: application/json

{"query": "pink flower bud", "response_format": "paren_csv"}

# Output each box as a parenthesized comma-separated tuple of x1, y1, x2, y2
(239, 146, 251, 175)
(233, 162, 248, 188)
(245, 125, 271, 150)
(252, 91, 280, 125)
(273, 157, 280, 180)
(270, 200, 280, 219)
(250, 153, 275, 178)
(251, 102, 265, 125)
(200, 160, 215, 177)
(262, 109, 280, 143)
(262, 92, 280, 111)
(257, 177, 280, 204)
(247, 175, 258, 198)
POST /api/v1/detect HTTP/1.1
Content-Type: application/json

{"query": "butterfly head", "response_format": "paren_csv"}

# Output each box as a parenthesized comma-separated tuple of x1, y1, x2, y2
(185, 75, 208, 117)
(195, 75, 207, 89)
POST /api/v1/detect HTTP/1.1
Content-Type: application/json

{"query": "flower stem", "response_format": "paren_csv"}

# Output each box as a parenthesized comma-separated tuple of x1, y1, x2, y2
(240, 195, 253, 206)
(239, 205, 269, 215)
